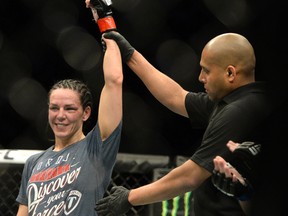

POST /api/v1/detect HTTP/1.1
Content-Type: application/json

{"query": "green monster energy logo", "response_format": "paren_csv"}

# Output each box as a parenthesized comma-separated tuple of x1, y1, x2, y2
(161, 191, 192, 216)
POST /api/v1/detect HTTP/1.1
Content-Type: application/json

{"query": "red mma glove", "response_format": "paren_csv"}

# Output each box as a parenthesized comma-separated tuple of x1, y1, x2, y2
(89, 0, 117, 33)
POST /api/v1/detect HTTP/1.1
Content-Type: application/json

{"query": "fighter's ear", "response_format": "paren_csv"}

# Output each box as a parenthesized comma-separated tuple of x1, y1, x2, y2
(83, 106, 92, 121)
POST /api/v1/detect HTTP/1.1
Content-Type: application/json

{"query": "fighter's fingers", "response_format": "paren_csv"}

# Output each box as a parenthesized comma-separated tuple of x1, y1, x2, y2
(217, 157, 228, 174)
(231, 169, 246, 185)
(213, 156, 222, 171)
(223, 162, 234, 178)
(226, 140, 239, 152)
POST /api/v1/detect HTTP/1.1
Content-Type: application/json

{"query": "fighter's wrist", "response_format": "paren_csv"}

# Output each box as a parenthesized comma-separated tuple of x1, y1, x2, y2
(97, 16, 117, 33)
(235, 180, 254, 201)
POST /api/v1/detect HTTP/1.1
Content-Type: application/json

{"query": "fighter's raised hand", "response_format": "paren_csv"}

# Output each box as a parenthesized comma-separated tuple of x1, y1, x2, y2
(86, 0, 117, 33)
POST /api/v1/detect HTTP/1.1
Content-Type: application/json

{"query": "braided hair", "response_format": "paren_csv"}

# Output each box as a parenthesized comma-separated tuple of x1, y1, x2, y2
(48, 79, 93, 111)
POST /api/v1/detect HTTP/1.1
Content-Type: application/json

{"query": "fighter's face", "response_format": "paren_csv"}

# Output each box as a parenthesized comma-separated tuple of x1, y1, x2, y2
(48, 89, 86, 142)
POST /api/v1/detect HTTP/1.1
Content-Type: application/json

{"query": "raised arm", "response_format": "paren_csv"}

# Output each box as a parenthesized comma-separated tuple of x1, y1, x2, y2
(98, 37, 123, 140)
(103, 31, 189, 117)
(86, 1, 123, 141)
(128, 50, 189, 117)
